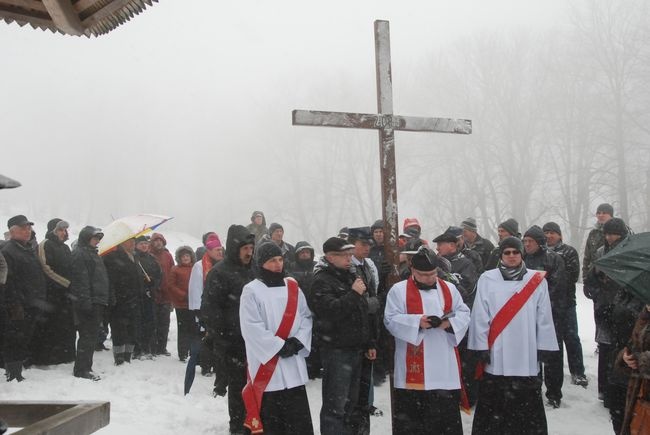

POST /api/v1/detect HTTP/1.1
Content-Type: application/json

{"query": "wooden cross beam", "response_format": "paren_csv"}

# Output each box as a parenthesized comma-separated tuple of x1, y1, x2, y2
(0, 401, 110, 434)
(292, 20, 471, 282)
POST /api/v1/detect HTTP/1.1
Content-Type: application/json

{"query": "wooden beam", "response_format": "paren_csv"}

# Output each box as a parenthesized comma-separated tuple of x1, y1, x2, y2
(395, 115, 472, 134)
(80, 0, 133, 26)
(0, 0, 47, 13)
(41, 0, 84, 35)
(0, 9, 56, 29)
(0, 401, 110, 434)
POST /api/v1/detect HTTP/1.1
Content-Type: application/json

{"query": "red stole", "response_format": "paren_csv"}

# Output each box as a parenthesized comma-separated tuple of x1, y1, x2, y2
(405, 277, 471, 413)
(242, 278, 299, 434)
(474, 271, 546, 380)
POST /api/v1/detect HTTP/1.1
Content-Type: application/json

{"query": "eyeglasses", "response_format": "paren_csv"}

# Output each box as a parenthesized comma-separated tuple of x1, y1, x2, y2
(502, 250, 521, 256)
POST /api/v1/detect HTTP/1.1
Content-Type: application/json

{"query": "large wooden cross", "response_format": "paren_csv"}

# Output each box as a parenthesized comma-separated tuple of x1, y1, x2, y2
(293, 20, 471, 280)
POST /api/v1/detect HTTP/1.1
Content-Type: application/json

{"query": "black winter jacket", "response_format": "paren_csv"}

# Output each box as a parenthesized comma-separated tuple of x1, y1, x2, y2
(69, 227, 110, 308)
(444, 251, 479, 308)
(467, 234, 495, 269)
(549, 242, 580, 306)
(309, 259, 370, 350)
(1, 239, 46, 309)
(524, 248, 568, 314)
(38, 232, 72, 306)
(103, 247, 142, 311)
(201, 225, 255, 351)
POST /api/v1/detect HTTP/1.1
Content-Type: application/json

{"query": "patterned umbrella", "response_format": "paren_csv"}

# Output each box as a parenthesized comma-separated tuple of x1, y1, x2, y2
(98, 214, 173, 256)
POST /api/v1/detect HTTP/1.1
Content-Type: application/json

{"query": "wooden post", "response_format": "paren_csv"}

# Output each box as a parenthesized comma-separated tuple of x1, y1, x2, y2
(292, 20, 472, 431)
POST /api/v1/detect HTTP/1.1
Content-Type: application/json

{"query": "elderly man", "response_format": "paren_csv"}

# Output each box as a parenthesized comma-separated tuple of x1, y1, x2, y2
(35, 218, 75, 365)
(2, 215, 46, 381)
(310, 236, 372, 435)
(469, 237, 558, 434)
(385, 246, 470, 434)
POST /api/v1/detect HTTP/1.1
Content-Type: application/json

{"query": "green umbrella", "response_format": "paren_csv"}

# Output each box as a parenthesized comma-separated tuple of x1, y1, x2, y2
(593, 232, 650, 304)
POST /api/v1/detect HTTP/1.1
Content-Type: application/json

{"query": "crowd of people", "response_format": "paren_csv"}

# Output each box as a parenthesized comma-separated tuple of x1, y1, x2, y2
(0, 204, 648, 434)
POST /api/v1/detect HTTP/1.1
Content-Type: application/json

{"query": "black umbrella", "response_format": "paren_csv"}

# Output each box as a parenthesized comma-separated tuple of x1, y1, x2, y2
(593, 232, 650, 304)
(0, 174, 21, 189)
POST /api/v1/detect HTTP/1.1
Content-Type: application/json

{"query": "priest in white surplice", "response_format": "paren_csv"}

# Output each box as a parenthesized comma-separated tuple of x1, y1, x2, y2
(239, 242, 314, 434)
(384, 246, 470, 435)
(468, 236, 559, 435)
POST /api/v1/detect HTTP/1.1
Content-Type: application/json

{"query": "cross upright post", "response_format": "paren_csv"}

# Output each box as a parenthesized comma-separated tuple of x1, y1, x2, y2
(292, 20, 471, 286)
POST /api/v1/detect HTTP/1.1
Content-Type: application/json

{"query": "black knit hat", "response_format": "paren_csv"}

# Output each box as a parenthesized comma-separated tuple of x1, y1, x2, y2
(499, 218, 519, 237)
(410, 247, 439, 271)
(268, 223, 283, 235)
(542, 222, 562, 236)
(499, 236, 524, 256)
(603, 217, 628, 237)
(461, 217, 478, 233)
(523, 225, 546, 247)
(257, 242, 283, 267)
(597, 203, 614, 216)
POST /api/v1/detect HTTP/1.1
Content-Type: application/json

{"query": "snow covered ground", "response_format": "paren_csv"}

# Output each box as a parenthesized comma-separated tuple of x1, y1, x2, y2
(1, 290, 612, 434)
(0, 223, 613, 434)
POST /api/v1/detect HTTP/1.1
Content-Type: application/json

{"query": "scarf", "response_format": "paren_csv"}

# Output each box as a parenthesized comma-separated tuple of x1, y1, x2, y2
(258, 268, 286, 287)
(499, 262, 527, 281)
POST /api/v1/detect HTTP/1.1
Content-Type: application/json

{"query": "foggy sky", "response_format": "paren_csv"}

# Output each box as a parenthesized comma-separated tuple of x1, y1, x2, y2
(0, 0, 603, 246)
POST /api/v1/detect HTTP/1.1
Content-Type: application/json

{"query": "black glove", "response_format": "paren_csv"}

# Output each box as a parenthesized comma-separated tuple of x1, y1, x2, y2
(212, 375, 228, 397)
(476, 350, 491, 365)
(427, 315, 442, 328)
(583, 285, 599, 300)
(278, 337, 304, 358)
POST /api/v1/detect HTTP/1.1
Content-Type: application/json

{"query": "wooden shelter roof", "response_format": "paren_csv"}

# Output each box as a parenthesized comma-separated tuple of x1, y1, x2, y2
(0, 0, 158, 37)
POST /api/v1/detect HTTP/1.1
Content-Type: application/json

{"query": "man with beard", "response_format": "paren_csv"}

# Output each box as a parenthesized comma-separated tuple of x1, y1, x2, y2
(104, 238, 142, 365)
(36, 218, 75, 365)
(469, 237, 558, 435)
(133, 236, 161, 359)
(240, 242, 314, 434)
(69, 226, 109, 380)
(522, 225, 567, 408)
(149, 232, 175, 356)
(310, 237, 371, 435)
(384, 246, 470, 435)
(201, 225, 255, 435)
(2, 215, 46, 381)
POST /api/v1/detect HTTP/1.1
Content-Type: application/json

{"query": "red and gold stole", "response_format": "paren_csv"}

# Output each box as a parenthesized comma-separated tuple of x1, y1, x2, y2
(405, 277, 471, 413)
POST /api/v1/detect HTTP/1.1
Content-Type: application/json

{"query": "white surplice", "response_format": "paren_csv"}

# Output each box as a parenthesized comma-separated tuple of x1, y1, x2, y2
(239, 278, 312, 392)
(384, 279, 470, 390)
(468, 268, 559, 376)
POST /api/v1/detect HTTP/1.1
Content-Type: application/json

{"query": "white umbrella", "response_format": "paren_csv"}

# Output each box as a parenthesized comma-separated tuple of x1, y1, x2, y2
(98, 214, 173, 255)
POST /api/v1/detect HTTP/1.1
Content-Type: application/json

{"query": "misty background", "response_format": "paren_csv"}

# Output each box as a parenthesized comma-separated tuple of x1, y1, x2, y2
(1, 0, 648, 253)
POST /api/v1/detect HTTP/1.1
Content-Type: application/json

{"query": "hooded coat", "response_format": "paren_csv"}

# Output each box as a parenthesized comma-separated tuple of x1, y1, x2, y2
(246, 211, 268, 243)
(201, 225, 255, 352)
(290, 241, 316, 297)
(69, 226, 110, 308)
(169, 246, 196, 309)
